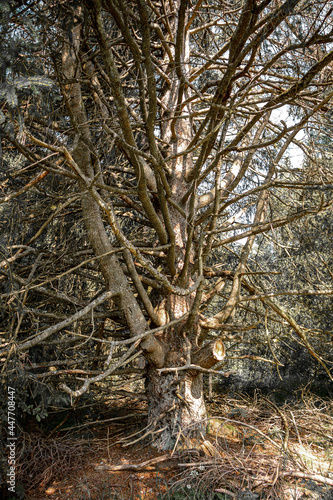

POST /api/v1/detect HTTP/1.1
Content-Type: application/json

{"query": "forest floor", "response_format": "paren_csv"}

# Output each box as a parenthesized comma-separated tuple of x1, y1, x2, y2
(15, 391, 333, 500)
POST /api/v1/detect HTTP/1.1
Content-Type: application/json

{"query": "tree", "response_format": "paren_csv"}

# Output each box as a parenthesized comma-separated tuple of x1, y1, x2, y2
(1, 0, 333, 450)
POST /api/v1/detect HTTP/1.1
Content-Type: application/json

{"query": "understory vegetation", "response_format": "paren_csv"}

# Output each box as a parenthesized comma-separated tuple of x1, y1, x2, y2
(4, 389, 333, 499)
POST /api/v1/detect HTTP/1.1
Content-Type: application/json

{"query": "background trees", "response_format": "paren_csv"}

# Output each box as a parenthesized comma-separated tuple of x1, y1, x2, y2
(1, 0, 332, 450)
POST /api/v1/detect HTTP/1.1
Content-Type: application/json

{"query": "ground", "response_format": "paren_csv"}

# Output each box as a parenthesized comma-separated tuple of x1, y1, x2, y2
(13, 391, 333, 500)
(31, 441, 177, 500)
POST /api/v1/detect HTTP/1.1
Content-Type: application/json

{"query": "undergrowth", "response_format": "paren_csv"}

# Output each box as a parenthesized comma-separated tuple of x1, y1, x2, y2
(4, 390, 333, 499)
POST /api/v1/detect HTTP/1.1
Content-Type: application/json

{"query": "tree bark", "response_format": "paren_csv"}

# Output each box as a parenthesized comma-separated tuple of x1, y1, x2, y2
(144, 337, 225, 450)
(145, 365, 207, 450)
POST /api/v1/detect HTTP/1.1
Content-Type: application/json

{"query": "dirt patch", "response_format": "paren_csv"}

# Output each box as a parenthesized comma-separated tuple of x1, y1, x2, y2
(25, 440, 176, 500)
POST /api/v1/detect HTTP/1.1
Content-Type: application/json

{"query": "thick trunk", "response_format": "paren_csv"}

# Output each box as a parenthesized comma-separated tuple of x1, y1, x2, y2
(145, 337, 225, 450)
(143, 4, 213, 449)
(145, 366, 206, 451)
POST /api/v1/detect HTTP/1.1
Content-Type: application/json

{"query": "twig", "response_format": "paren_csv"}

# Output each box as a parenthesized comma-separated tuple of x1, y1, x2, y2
(290, 410, 303, 447)
(59, 413, 146, 432)
(95, 454, 176, 471)
(158, 364, 234, 376)
(279, 471, 333, 486)
(215, 488, 237, 499)
(0, 290, 116, 355)
(263, 397, 289, 451)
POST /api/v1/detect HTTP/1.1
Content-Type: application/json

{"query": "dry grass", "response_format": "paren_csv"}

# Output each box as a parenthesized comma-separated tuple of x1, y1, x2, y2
(17, 433, 96, 492)
(16, 391, 333, 499)
(171, 391, 333, 499)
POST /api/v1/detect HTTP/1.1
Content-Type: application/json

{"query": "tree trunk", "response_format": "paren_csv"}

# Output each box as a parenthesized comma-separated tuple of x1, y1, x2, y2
(61, 3, 223, 450)
(145, 337, 225, 450)
(61, 8, 165, 369)
(145, 365, 206, 450)
(142, 2, 217, 449)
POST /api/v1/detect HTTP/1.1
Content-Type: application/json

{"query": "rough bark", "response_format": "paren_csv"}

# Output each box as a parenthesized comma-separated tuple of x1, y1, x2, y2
(145, 365, 207, 450)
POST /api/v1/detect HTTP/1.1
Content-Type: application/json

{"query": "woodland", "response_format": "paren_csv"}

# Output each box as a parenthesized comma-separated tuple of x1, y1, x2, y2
(0, 0, 333, 498)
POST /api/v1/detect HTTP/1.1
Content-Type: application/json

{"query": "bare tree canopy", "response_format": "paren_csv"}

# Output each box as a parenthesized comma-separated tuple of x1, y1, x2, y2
(1, 0, 332, 450)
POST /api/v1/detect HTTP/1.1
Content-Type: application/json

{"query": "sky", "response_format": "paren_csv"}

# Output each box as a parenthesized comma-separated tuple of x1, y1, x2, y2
(271, 105, 305, 169)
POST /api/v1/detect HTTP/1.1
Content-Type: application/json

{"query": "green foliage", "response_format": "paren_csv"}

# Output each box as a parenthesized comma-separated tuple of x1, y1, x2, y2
(18, 402, 48, 422)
